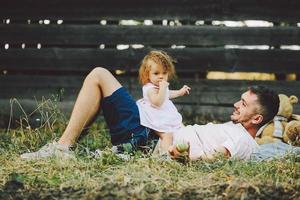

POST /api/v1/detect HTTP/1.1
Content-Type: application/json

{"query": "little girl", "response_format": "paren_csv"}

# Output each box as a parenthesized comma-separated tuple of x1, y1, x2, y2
(136, 50, 191, 155)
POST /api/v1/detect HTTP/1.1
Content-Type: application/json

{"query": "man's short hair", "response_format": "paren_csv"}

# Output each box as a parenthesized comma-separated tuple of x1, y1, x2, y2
(248, 85, 279, 126)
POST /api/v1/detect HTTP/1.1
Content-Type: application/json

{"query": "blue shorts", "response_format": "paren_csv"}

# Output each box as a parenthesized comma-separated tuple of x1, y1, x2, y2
(101, 87, 154, 148)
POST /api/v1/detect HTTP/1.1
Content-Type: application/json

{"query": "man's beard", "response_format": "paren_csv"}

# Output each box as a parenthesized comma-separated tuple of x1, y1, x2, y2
(230, 110, 239, 124)
(231, 117, 239, 124)
(231, 119, 238, 124)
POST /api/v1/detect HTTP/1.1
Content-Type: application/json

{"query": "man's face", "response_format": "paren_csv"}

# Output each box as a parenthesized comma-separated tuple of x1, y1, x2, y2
(231, 90, 261, 128)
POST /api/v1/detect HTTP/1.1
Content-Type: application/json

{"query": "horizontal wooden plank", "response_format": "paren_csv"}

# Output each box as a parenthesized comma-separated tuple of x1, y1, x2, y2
(2, 101, 299, 128)
(0, 0, 300, 22)
(0, 99, 233, 128)
(1, 48, 300, 73)
(1, 75, 300, 105)
(2, 99, 300, 123)
(1, 75, 300, 127)
(0, 99, 76, 128)
(1, 25, 300, 46)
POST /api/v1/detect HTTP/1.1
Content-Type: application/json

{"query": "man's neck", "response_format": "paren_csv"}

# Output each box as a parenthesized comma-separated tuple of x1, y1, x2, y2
(239, 121, 258, 138)
(245, 126, 258, 138)
(231, 120, 258, 138)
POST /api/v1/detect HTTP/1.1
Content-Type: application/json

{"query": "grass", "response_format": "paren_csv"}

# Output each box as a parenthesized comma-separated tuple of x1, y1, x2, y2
(0, 99, 299, 199)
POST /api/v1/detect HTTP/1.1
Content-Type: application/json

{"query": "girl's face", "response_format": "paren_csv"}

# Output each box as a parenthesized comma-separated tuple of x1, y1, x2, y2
(148, 60, 168, 86)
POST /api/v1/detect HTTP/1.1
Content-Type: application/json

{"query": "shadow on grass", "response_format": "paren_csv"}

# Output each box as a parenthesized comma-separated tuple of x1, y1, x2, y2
(1, 180, 299, 200)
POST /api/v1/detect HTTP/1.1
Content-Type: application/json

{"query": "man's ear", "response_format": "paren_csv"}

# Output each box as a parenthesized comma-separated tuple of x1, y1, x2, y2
(252, 114, 263, 125)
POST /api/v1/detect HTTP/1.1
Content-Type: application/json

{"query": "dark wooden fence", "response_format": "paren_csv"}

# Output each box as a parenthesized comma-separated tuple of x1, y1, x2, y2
(1, 0, 300, 127)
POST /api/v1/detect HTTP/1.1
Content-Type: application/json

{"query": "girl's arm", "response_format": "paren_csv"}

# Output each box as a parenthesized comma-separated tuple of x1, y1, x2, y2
(147, 80, 169, 107)
(169, 85, 191, 99)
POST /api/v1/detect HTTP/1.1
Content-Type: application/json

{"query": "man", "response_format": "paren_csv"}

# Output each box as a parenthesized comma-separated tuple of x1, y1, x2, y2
(169, 86, 279, 160)
(21, 67, 279, 161)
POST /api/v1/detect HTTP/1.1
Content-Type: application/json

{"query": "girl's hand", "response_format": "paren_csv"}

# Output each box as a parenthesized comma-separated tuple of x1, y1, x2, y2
(158, 80, 169, 89)
(179, 85, 191, 96)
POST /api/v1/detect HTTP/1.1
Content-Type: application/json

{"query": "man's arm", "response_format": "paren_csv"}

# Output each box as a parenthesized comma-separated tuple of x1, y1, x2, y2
(197, 147, 231, 162)
(169, 145, 230, 162)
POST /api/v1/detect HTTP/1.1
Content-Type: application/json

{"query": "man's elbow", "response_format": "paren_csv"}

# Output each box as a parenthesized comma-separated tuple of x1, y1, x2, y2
(222, 147, 231, 158)
(197, 148, 231, 162)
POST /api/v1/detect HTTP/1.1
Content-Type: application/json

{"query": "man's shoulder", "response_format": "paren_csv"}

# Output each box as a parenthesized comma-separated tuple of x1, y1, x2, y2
(224, 121, 246, 130)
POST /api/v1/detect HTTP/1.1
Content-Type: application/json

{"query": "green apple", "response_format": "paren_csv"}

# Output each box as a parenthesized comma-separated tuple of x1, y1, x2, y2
(176, 142, 189, 153)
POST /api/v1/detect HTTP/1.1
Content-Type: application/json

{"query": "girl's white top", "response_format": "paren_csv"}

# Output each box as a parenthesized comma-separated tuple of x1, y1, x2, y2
(136, 83, 183, 133)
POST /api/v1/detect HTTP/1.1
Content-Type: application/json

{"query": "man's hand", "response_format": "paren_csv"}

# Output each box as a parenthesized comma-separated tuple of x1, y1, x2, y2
(168, 145, 182, 158)
(168, 144, 190, 163)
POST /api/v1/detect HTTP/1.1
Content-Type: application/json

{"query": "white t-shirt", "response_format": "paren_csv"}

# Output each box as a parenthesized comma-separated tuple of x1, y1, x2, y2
(173, 121, 259, 160)
(136, 83, 182, 132)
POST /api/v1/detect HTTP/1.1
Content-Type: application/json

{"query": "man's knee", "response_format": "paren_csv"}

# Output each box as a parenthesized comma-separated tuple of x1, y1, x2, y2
(90, 67, 111, 77)
(85, 67, 111, 82)
(85, 67, 121, 96)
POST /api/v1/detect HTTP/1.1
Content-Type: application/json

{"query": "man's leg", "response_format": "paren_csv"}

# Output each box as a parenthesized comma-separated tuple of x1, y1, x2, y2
(21, 67, 122, 159)
(58, 67, 122, 147)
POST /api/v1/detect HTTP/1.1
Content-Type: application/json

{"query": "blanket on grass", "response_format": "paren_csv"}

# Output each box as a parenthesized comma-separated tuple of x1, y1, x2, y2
(250, 142, 300, 161)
